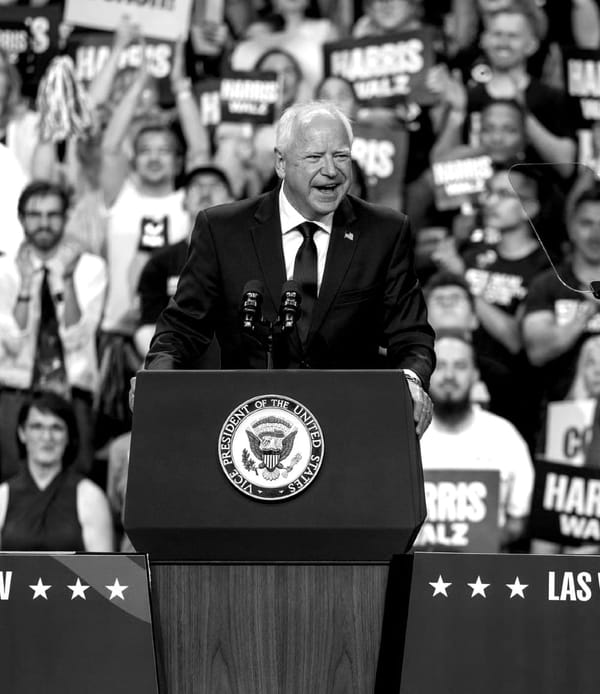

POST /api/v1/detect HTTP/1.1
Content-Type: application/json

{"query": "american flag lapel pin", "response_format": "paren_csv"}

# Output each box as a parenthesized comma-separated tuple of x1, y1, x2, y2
(344, 231, 354, 241)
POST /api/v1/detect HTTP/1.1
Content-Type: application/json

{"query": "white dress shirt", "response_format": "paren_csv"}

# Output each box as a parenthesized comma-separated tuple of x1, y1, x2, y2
(278, 185, 333, 294)
(0, 250, 107, 392)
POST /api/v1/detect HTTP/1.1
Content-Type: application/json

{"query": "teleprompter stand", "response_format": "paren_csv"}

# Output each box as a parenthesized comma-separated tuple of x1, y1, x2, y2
(126, 370, 425, 693)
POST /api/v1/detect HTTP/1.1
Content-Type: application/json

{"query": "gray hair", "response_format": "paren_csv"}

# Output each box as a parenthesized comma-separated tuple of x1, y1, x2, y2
(275, 101, 354, 155)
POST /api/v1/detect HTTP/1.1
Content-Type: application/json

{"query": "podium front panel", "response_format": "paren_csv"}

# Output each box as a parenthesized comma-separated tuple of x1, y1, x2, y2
(126, 370, 425, 560)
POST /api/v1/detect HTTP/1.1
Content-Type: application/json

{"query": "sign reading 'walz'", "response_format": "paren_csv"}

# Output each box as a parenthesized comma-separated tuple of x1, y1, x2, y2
(414, 469, 500, 552)
(432, 152, 494, 210)
(323, 28, 436, 107)
(530, 459, 600, 545)
(219, 70, 279, 124)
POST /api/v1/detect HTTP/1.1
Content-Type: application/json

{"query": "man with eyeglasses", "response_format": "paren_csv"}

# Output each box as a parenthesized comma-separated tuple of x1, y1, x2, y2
(431, 166, 549, 450)
(0, 181, 107, 480)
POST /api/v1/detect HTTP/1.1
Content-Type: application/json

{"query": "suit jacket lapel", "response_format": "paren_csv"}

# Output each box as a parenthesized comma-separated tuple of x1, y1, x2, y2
(250, 188, 286, 314)
(309, 196, 358, 340)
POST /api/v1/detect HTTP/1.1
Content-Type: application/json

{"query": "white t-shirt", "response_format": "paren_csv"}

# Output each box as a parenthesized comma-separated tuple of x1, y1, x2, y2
(420, 406, 535, 524)
(102, 180, 188, 331)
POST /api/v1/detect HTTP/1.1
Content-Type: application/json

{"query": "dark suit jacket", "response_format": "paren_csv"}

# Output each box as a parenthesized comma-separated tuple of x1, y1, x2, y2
(145, 188, 436, 388)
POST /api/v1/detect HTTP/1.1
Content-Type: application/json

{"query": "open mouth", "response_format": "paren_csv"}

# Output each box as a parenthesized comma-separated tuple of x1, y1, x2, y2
(314, 183, 339, 195)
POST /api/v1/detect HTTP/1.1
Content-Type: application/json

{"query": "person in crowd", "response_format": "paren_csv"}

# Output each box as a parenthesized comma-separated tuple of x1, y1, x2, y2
(252, 48, 307, 192)
(0, 392, 113, 551)
(420, 329, 535, 548)
(435, 4, 576, 179)
(137, 101, 435, 437)
(567, 334, 600, 401)
(353, 0, 423, 37)
(0, 47, 39, 179)
(232, 0, 339, 98)
(432, 166, 549, 447)
(0, 181, 107, 480)
(135, 165, 234, 358)
(522, 186, 600, 407)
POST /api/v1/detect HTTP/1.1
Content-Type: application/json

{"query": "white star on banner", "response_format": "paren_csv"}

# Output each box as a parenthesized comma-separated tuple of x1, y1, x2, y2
(67, 578, 90, 600)
(506, 576, 528, 599)
(29, 578, 51, 600)
(467, 576, 490, 598)
(106, 579, 128, 600)
(429, 575, 452, 597)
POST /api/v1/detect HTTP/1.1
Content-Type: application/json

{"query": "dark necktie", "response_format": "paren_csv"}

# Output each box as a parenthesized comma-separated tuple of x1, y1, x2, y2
(31, 266, 68, 395)
(293, 222, 319, 345)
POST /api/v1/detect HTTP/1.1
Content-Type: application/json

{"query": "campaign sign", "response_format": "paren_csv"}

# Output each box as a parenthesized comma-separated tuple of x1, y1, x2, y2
(530, 459, 600, 546)
(377, 552, 600, 693)
(563, 48, 600, 168)
(413, 469, 500, 552)
(196, 77, 221, 125)
(64, 0, 194, 42)
(432, 153, 493, 210)
(352, 121, 408, 210)
(0, 553, 159, 694)
(220, 70, 279, 124)
(0, 6, 61, 98)
(66, 31, 175, 105)
(544, 399, 596, 465)
(323, 28, 436, 107)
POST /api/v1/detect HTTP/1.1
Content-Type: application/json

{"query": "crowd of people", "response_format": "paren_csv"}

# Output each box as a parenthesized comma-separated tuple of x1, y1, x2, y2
(1, 0, 600, 553)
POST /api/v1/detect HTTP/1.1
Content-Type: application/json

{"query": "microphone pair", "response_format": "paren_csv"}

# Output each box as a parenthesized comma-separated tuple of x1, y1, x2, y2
(241, 280, 302, 332)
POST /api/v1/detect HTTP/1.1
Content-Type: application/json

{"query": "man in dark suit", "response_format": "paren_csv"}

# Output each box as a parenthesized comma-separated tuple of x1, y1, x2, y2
(141, 101, 435, 436)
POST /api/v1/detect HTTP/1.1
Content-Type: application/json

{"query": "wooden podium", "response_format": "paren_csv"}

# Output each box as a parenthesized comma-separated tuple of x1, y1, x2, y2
(126, 370, 425, 693)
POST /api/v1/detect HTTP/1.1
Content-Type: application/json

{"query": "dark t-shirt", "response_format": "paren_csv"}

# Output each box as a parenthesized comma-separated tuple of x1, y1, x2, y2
(523, 261, 600, 401)
(463, 242, 550, 444)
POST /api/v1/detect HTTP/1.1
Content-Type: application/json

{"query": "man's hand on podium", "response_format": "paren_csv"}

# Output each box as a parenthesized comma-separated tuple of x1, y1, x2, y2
(402, 372, 433, 439)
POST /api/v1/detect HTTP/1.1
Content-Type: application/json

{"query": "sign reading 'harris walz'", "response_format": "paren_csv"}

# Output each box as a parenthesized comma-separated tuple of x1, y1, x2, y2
(414, 469, 500, 552)
(218, 394, 324, 501)
(323, 28, 436, 107)
(219, 70, 279, 124)
(530, 460, 600, 545)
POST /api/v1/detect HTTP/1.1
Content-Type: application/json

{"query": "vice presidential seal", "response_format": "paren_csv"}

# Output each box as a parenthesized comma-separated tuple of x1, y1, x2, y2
(218, 395, 324, 501)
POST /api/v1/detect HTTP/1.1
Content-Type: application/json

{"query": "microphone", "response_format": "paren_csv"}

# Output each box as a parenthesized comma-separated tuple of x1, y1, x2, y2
(279, 280, 302, 332)
(241, 280, 264, 331)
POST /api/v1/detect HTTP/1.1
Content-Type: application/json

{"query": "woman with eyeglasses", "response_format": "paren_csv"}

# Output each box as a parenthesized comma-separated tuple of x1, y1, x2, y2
(0, 392, 113, 551)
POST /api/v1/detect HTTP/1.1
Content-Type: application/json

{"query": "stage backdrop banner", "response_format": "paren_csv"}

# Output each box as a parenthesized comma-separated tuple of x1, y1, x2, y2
(377, 552, 600, 693)
(529, 459, 600, 546)
(64, 0, 193, 42)
(0, 553, 159, 694)
(413, 469, 500, 552)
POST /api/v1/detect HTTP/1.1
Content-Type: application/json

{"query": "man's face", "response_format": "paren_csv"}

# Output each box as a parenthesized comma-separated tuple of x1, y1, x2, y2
(426, 286, 477, 331)
(481, 170, 529, 230)
(133, 131, 178, 186)
(480, 103, 525, 163)
(430, 337, 478, 414)
(569, 201, 600, 265)
(367, 0, 418, 32)
(275, 112, 352, 221)
(184, 173, 232, 216)
(481, 12, 537, 71)
(21, 194, 66, 253)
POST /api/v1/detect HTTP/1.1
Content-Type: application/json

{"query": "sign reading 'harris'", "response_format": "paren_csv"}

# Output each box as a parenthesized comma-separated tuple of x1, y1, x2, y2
(323, 28, 436, 107)
(218, 395, 324, 501)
